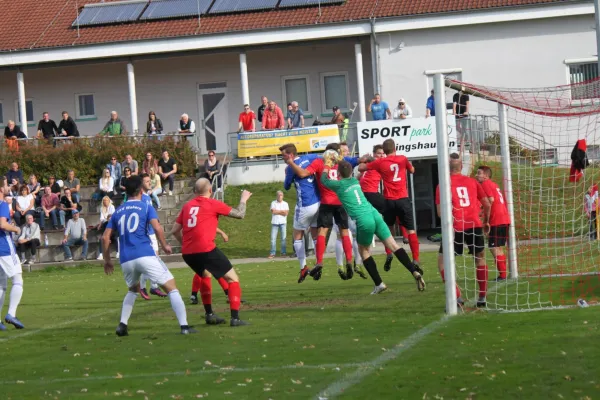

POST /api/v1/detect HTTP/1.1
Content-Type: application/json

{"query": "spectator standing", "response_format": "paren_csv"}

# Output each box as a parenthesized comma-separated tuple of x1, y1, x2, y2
(262, 101, 285, 130)
(368, 93, 391, 121)
(14, 185, 35, 226)
(177, 113, 196, 135)
(37, 112, 58, 141)
(257, 96, 268, 123)
(41, 186, 63, 230)
(17, 214, 41, 265)
(331, 106, 345, 127)
(27, 174, 42, 206)
(149, 168, 162, 209)
(61, 209, 88, 261)
(47, 175, 62, 195)
(142, 152, 159, 175)
(95, 196, 116, 260)
(64, 170, 81, 204)
(158, 150, 177, 196)
(453, 90, 471, 148)
(426, 89, 435, 118)
(238, 105, 256, 132)
(203, 150, 222, 190)
(122, 154, 139, 175)
(106, 156, 122, 194)
(6, 162, 24, 186)
(57, 111, 79, 137)
(60, 188, 81, 223)
(146, 111, 163, 136)
(585, 184, 598, 241)
(393, 98, 413, 120)
(269, 190, 289, 258)
(4, 120, 24, 151)
(98, 168, 114, 199)
(100, 111, 127, 136)
(287, 101, 305, 129)
(119, 168, 132, 200)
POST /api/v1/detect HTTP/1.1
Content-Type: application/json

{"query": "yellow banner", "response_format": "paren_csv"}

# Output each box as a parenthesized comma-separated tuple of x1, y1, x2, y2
(237, 125, 340, 158)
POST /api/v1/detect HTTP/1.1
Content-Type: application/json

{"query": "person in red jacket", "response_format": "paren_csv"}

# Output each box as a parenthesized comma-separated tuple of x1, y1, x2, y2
(262, 101, 285, 130)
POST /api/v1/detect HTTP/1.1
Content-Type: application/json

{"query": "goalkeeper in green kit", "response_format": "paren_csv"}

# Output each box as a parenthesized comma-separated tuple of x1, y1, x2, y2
(321, 156, 426, 294)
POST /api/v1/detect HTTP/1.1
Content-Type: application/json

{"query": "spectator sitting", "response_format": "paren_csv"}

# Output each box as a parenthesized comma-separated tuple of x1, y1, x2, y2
(14, 185, 35, 226)
(64, 170, 81, 204)
(368, 93, 391, 121)
(146, 111, 163, 136)
(148, 168, 162, 209)
(61, 209, 88, 261)
(27, 174, 42, 207)
(122, 154, 139, 175)
(204, 150, 222, 190)
(238, 104, 256, 133)
(100, 111, 127, 136)
(57, 111, 79, 137)
(17, 214, 41, 265)
(426, 89, 435, 118)
(41, 186, 63, 230)
(47, 175, 61, 195)
(158, 150, 177, 196)
(331, 106, 345, 127)
(60, 188, 81, 223)
(262, 101, 285, 131)
(119, 168, 132, 201)
(37, 112, 58, 141)
(98, 168, 114, 199)
(95, 196, 116, 260)
(106, 156, 122, 194)
(393, 98, 413, 120)
(287, 101, 305, 129)
(257, 96, 268, 123)
(268, 190, 289, 259)
(177, 113, 195, 135)
(6, 162, 24, 187)
(142, 152, 158, 175)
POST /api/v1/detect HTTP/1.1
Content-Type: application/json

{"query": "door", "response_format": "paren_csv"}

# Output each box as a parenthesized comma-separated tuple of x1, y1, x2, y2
(198, 82, 229, 154)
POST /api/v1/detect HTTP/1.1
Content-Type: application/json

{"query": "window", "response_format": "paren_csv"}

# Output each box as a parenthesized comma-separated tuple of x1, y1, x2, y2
(587, 145, 600, 162)
(568, 62, 598, 100)
(282, 75, 310, 112)
(321, 72, 349, 112)
(14, 99, 34, 125)
(0, 102, 3, 126)
(76, 94, 96, 119)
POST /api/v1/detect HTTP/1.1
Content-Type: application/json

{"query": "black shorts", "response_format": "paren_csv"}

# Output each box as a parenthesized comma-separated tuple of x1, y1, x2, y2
(182, 247, 233, 279)
(383, 198, 414, 230)
(317, 204, 349, 229)
(364, 192, 386, 215)
(488, 225, 508, 248)
(439, 228, 485, 256)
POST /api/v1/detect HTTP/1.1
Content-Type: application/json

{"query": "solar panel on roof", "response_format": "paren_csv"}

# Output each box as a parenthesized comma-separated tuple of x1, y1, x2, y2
(72, 1, 148, 27)
(140, 0, 212, 20)
(208, 0, 279, 15)
(278, 0, 344, 8)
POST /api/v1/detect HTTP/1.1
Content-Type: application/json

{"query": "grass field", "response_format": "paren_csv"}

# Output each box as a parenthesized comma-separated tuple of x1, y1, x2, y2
(1, 253, 599, 399)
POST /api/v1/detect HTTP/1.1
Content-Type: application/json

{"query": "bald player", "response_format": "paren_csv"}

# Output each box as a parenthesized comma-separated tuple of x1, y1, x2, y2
(172, 178, 252, 327)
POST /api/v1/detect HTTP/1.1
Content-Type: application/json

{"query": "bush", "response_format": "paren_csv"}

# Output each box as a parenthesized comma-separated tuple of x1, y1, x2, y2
(1, 136, 197, 185)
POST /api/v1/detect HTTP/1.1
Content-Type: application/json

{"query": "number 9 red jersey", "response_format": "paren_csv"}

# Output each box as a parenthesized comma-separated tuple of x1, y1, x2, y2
(435, 174, 487, 231)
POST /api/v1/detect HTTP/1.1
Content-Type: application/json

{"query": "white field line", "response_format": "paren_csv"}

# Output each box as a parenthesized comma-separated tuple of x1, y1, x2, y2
(314, 315, 450, 400)
(521, 271, 600, 278)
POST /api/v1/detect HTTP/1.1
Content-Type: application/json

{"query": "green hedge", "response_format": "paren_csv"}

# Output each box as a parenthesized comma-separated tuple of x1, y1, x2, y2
(1, 137, 197, 186)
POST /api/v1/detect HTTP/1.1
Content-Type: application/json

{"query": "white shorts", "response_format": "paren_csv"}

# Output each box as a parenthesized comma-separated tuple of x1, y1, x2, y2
(333, 219, 356, 238)
(149, 234, 159, 253)
(0, 254, 22, 278)
(293, 203, 319, 231)
(121, 256, 174, 289)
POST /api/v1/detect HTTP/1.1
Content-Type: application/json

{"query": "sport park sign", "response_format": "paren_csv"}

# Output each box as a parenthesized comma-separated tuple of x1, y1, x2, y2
(357, 116, 458, 159)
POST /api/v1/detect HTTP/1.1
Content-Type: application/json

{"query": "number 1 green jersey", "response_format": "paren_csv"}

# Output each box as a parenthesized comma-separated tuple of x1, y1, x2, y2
(321, 171, 374, 220)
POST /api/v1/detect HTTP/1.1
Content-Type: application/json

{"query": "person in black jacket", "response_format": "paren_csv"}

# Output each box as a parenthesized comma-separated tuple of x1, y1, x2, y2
(4, 120, 26, 139)
(37, 112, 59, 140)
(146, 111, 163, 136)
(57, 111, 79, 137)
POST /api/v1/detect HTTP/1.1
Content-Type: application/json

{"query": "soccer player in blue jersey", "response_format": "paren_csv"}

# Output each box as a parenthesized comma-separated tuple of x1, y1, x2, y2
(280, 143, 321, 283)
(0, 189, 25, 330)
(102, 175, 195, 336)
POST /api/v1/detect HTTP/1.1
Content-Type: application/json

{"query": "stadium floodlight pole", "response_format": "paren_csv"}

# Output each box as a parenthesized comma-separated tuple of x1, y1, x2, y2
(498, 104, 519, 278)
(434, 74, 457, 315)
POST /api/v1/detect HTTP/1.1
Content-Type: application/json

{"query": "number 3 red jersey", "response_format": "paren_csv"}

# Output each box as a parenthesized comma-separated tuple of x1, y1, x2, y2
(366, 155, 413, 200)
(306, 158, 341, 206)
(176, 196, 232, 254)
(435, 174, 486, 231)
(480, 179, 510, 226)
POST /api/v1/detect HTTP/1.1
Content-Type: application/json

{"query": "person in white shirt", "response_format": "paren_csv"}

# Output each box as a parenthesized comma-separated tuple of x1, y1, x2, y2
(98, 168, 115, 199)
(269, 191, 289, 259)
(17, 214, 41, 265)
(393, 98, 412, 120)
(96, 196, 116, 260)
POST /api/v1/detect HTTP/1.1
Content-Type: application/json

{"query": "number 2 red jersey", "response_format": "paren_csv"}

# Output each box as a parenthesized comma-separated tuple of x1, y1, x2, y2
(366, 155, 413, 200)
(435, 174, 486, 231)
(306, 158, 341, 206)
(480, 179, 510, 226)
(176, 196, 232, 254)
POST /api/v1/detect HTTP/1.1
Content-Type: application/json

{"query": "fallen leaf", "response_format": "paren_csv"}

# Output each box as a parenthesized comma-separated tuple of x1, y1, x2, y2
(73, 353, 80, 357)
(205, 361, 212, 366)
(245, 378, 252, 383)
(459, 388, 466, 392)
(16, 380, 24, 384)
(115, 372, 123, 379)
(564, 376, 573, 381)
(291, 379, 302, 384)
(137, 390, 146, 394)
(80, 389, 87, 393)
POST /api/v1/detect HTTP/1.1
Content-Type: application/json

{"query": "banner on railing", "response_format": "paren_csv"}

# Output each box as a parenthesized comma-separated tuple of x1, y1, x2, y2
(357, 116, 458, 158)
(237, 125, 340, 158)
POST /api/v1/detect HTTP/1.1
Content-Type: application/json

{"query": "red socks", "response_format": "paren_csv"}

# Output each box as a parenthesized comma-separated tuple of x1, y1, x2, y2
(217, 277, 229, 293)
(191, 274, 201, 294)
(440, 269, 462, 299)
(316, 235, 326, 264)
(400, 225, 408, 238)
(408, 233, 420, 261)
(385, 247, 392, 255)
(476, 265, 489, 298)
(341, 235, 353, 263)
(228, 282, 241, 312)
(496, 254, 507, 279)
(200, 277, 212, 306)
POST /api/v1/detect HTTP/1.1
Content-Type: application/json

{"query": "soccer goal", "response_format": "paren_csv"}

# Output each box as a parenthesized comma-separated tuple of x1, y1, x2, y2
(432, 74, 600, 314)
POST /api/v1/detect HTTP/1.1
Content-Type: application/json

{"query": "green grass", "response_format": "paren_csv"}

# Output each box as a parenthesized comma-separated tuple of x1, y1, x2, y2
(2, 254, 600, 399)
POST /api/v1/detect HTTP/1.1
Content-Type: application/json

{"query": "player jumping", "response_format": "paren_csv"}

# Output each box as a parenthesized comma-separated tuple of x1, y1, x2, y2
(435, 154, 491, 309)
(172, 178, 251, 327)
(322, 159, 425, 293)
(103, 176, 195, 336)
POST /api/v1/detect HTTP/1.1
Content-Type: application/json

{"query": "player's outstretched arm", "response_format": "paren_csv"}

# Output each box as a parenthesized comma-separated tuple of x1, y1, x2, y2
(285, 157, 311, 178)
(217, 228, 229, 242)
(150, 219, 172, 255)
(228, 190, 252, 219)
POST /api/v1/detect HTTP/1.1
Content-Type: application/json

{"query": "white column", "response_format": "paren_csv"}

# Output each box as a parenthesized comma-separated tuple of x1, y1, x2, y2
(127, 62, 138, 135)
(17, 70, 28, 137)
(498, 103, 519, 278)
(239, 52, 250, 106)
(433, 73, 457, 316)
(595, 0, 600, 73)
(354, 43, 367, 122)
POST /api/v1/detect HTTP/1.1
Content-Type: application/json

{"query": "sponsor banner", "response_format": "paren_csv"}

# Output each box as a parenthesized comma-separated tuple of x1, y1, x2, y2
(237, 125, 340, 158)
(357, 116, 458, 159)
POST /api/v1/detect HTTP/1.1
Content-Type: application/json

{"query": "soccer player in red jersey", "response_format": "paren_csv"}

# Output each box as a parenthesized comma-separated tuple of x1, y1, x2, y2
(358, 139, 423, 274)
(476, 166, 511, 281)
(171, 178, 252, 326)
(435, 154, 491, 309)
(285, 143, 355, 281)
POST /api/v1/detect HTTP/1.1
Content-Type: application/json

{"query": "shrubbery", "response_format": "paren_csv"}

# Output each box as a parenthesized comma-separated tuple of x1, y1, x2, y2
(1, 136, 197, 185)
